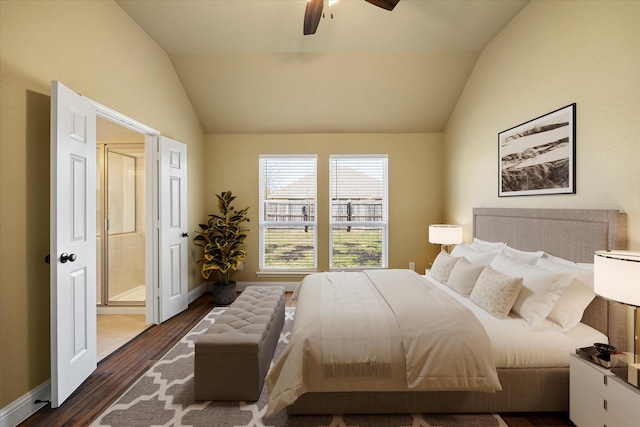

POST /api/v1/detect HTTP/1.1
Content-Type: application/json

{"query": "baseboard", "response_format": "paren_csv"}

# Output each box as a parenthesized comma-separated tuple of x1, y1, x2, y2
(188, 283, 207, 304)
(0, 381, 50, 427)
(236, 281, 299, 292)
(192, 281, 300, 302)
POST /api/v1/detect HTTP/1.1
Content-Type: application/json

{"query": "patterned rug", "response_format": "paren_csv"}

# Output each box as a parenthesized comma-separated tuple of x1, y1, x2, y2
(93, 307, 507, 427)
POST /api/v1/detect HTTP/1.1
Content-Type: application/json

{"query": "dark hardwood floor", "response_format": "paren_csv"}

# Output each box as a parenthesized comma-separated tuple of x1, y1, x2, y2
(19, 293, 215, 427)
(19, 291, 574, 426)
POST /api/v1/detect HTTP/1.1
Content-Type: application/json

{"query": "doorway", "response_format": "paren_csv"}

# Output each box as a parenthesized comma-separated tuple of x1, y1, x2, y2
(51, 81, 189, 406)
(95, 117, 149, 360)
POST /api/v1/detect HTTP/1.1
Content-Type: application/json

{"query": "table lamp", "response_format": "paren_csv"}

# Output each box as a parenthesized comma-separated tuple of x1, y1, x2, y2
(428, 224, 462, 253)
(594, 250, 640, 367)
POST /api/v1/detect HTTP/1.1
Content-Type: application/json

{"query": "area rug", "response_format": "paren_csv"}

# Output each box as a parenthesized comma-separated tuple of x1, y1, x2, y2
(93, 307, 507, 427)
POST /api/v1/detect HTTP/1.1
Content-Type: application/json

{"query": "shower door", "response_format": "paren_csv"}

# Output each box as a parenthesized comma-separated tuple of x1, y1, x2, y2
(97, 144, 146, 306)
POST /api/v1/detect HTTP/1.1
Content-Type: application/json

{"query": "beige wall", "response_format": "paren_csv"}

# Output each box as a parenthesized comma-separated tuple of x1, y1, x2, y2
(444, 0, 640, 251)
(204, 133, 444, 282)
(0, 1, 205, 408)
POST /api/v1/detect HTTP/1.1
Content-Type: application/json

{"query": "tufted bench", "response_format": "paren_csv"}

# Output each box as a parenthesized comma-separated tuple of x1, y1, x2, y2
(194, 286, 285, 401)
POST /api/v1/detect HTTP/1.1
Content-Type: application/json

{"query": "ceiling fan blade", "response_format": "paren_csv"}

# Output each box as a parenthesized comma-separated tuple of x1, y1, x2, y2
(365, 0, 400, 11)
(303, 0, 324, 35)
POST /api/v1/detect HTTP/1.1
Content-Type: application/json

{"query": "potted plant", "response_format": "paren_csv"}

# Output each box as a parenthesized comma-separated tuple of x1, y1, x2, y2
(194, 191, 250, 305)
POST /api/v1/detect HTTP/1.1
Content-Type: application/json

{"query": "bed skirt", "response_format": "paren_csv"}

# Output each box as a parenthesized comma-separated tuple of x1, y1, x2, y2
(287, 367, 569, 414)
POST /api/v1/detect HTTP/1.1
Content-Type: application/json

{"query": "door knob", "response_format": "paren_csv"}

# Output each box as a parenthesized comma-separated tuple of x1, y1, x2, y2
(181, 232, 190, 238)
(60, 253, 77, 263)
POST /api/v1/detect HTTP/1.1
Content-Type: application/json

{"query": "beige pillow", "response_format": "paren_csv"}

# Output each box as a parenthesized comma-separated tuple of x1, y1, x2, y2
(470, 266, 523, 319)
(537, 257, 596, 331)
(429, 251, 460, 284)
(447, 257, 485, 297)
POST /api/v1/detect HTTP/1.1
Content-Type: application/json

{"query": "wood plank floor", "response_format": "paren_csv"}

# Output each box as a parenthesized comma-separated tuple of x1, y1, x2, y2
(20, 293, 215, 427)
(19, 292, 573, 426)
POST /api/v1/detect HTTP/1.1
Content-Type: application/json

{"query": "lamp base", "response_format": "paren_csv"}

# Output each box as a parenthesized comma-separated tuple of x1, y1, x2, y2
(610, 353, 640, 388)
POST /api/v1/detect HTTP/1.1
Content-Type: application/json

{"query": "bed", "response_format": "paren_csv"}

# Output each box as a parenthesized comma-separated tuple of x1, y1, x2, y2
(265, 208, 629, 416)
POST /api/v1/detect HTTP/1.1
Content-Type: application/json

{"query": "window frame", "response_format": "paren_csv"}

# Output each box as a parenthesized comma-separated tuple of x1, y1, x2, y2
(258, 154, 318, 272)
(328, 154, 388, 270)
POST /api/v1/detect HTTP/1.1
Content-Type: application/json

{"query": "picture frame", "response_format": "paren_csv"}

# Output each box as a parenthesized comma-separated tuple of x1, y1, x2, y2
(498, 103, 576, 197)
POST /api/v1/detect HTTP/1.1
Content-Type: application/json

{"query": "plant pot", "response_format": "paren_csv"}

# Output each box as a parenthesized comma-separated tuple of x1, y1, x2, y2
(212, 281, 237, 305)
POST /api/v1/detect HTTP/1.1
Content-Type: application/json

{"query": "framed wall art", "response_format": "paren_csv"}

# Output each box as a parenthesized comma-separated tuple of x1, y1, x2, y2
(498, 103, 576, 197)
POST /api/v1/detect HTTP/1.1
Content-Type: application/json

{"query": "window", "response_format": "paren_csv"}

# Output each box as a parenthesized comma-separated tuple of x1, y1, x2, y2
(330, 155, 388, 269)
(259, 155, 317, 270)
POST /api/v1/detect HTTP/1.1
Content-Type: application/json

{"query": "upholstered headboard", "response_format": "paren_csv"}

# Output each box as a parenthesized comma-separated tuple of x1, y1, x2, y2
(472, 208, 629, 350)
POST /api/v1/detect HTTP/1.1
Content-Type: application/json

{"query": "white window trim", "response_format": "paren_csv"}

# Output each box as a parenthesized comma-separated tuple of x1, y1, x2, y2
(258, 154, 318, 272)
(328, 154, 388, 270)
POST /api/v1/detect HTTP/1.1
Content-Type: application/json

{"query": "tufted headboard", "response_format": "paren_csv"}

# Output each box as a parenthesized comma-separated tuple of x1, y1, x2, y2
(472, 208, 629, 350)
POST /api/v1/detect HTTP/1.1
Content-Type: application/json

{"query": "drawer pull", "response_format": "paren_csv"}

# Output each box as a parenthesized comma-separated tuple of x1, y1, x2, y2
(603, 399, 607, 411)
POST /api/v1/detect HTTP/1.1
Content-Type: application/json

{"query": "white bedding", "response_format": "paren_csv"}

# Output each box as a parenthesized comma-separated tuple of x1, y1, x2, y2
(266, 270, 501, 417)
(423, 274, 607, 368)
(265, 269, 607, 417)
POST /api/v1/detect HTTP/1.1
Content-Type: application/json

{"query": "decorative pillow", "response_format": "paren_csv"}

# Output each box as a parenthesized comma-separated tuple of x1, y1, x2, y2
(470, 238, 506, 252)
(490, 252, 573, 328)
(470, 266, 523, 319)
(536, 257, 596, 331)
(502, 245, 544, 265)
(447, 257, 485, 297)
(547, 277, 596, 331)
(450, 244, 502, 266)
(429, 251, 461, 285)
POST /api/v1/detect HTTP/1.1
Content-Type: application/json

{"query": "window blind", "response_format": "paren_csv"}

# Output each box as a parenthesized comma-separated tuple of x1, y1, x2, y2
(329, 155, 388, 269)
(259, 155, 317, 270)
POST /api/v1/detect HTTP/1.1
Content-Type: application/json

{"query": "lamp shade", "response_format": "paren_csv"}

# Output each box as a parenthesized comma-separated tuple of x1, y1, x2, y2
(594, 250, 640, 307)
(428, 224, 463, 245)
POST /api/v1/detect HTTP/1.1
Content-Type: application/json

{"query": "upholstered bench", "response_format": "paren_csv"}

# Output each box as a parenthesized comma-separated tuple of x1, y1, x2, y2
(194, 286, 285, 401)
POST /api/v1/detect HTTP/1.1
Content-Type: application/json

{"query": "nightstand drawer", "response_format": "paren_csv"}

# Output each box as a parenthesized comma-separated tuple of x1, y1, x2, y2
(607, 403, 638, 427)
(570, 355, 608, 394)
(570, 377, 606, 427)
(608, 375, 640, 423)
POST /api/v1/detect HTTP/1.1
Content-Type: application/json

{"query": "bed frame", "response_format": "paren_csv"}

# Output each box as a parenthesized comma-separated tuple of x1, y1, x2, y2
(288, 208, 628, 414)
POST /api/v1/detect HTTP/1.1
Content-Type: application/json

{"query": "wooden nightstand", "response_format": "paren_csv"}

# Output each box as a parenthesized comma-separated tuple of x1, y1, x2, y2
(569, 353, 640, 427)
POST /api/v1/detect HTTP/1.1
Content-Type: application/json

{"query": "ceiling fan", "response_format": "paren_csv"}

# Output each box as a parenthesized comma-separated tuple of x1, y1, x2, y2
(303, 0, 400, 35)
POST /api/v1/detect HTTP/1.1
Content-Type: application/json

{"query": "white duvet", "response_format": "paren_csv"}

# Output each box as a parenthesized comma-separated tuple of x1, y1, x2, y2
(266, 270, 502, 417)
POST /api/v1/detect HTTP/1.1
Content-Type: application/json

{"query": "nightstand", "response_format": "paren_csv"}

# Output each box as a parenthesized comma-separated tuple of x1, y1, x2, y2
(570, 353, 640, 427)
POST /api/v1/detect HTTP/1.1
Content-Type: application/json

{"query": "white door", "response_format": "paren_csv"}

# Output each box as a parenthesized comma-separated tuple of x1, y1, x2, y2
(158, 136, 188, 322)
(50, 81, 97, 407)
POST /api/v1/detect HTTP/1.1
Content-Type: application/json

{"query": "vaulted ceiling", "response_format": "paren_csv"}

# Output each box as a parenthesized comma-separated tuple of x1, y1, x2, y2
(115, 0, 529, 134)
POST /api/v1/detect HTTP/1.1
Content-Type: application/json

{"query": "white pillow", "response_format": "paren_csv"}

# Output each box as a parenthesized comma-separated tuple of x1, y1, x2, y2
(536, 257, 596, 331)
(470, 266, 523, 319)
(537, 255, 594, 271)
(538, 253, 578, 268)
(470, 238, 506, 252)
(450, 244, 502, 266)
(447, 257, 485, 297)
(490, 252, 573, 328)
(429, 251, 460, 285)
(502, 245, 544, 265)
(471, 237, 507, 252)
